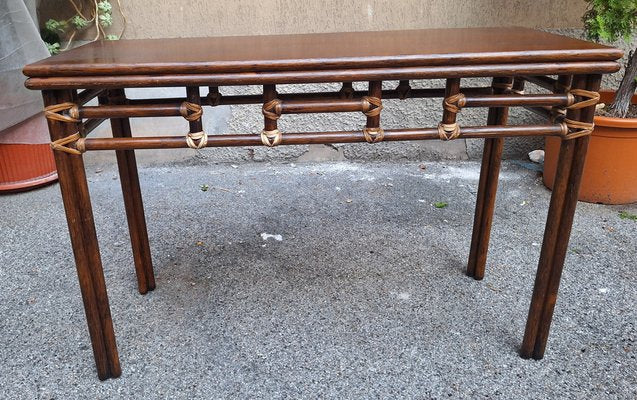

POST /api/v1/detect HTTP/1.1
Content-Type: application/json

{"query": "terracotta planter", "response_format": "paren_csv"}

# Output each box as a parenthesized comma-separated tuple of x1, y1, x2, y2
(543, 91, 637, 204)
(0, 113, 57, 193)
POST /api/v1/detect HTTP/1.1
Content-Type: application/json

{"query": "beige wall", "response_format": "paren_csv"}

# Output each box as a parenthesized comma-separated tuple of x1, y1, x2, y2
(41, 0, 587, 39)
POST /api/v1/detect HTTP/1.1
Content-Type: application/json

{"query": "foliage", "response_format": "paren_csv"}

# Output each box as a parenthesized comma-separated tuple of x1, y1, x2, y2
(583, 0, 637, 117)
(71, 15, 89, 30)
(619, 210, 637, 220)
(40, 0, 125, 55)
(583, 0, 637, 42)
(45, 42, 61, 55)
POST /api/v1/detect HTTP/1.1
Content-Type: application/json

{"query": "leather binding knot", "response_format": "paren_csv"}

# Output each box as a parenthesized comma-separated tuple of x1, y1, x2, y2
(396, 81, 411, 100)
(207, 91, 222, 106)
(566, 89, 601, 110)
(180, 102, 203, 121)
(362, 96, 382, 117)
(261, 129, 282, 147)
(550, 107, 566, 123)
(50, 132, 84, 155)
(44, 102, 80, 123)
(550, 90, 599, 124)
(561, 119, 595, 140)
(550, 92, 576, 122)
(443, 93, 466, 114)
(262, 99, 282, 121)
(186, 130, 208, 149)
(438, 122, 461, 141)
(362, 127, 384, 143)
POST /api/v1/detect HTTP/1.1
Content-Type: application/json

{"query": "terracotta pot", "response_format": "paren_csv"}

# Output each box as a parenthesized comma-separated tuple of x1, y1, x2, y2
(543, 91, 637, 204)
(0, 113, 57, 193)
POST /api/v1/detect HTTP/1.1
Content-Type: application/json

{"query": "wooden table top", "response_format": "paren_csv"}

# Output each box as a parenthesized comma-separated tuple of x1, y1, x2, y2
(24, 27, 622, 77)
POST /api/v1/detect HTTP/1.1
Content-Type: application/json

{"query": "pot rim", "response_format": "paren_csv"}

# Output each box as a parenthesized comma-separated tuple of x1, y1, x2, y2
(593, 90, 637, 136)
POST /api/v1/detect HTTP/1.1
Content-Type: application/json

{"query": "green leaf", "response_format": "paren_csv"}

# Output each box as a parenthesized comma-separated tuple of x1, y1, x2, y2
(71, 15, 89, 29)
(434, 201, 448, 209)
(44, 19, 67, 34)
(45, 42, 60, 55)
(619, 210, 637, 221)
(583, 0, 637, 43)
(99, 13, 113, 27)
(105, 34, 119, 40)
(97, 0, 113, 13)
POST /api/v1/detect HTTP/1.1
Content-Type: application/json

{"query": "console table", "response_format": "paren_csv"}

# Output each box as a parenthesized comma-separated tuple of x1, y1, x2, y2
(23, 28, 623, 380)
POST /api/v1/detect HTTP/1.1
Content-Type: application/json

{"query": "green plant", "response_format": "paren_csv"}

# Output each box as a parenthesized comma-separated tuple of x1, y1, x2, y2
(618, 210, 637, 220)
(40, 0, 126, 55)
(584, 0, 637, 117)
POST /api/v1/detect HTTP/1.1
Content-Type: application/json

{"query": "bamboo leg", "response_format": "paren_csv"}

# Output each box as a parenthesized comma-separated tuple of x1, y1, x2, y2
(521, 74, 601, 359)
(466, 77, 512, 279)
(105, 89, 155, 294)
(263, 84, 278, 131)
(367, 80, 382, 128)
(43, 89, 121, 380)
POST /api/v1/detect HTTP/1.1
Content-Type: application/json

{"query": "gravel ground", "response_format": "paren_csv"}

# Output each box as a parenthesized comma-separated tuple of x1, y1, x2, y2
(1, 160, 635, 399)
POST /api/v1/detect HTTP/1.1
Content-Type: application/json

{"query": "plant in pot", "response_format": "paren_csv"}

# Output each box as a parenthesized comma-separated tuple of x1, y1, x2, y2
(543, 0, 637, 204)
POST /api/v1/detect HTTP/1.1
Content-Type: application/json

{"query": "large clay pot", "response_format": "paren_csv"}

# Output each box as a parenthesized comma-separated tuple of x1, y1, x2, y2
(543, 91, 637, 204)
(0, 113, 57, 193)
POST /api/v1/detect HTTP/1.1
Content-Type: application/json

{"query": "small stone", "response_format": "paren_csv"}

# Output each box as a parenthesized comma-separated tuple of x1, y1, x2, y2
(528, 149, 545, 164)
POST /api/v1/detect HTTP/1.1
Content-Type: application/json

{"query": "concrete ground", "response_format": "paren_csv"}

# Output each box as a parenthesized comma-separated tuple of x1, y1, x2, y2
(1, 160, 636, 399)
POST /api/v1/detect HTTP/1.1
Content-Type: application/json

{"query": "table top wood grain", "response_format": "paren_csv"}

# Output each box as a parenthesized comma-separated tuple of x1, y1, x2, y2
(24, 27, 623, 77)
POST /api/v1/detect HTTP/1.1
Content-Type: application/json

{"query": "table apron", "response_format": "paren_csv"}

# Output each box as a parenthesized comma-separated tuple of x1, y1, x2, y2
(25, 62, 620, 90)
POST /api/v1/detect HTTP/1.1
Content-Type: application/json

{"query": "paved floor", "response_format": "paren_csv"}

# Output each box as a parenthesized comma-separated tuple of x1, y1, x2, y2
(1, 160, 635, 399)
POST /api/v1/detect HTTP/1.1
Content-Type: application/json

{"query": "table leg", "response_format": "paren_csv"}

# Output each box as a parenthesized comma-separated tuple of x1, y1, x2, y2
(466, 77, 512, 280)
(105, 89, 155, 294)
(43, 89, 121, 380)
(520, 74, 601, 359)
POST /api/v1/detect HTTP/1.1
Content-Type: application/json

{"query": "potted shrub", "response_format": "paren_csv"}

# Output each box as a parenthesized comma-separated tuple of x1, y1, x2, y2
(543, 0, 637, 204)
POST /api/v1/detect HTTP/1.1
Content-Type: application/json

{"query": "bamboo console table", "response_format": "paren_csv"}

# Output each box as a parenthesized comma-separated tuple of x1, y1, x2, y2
(24, 28, 622, 380)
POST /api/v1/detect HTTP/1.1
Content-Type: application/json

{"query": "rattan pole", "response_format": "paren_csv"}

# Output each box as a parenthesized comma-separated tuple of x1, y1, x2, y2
(24, 61, 621, 90)
(521, 74, 585, 358)
(366, 81, 382, 128)
(126, 87, 492, 107)
(462, 94, 570, 108)
(43, 89, 121, 380)
(185, 87, 203, 133)
(105, 89, 156, 294)
(467, 76, 513, 280)
(550, 75, 573, 122)
(82, 118, 106, 136)
(78, 88, 105, 106)
(522, 74, 602, 360)
(339, 82, 354, 99)
(524, 75, 558, 91)
(78, 125, 566, 151)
